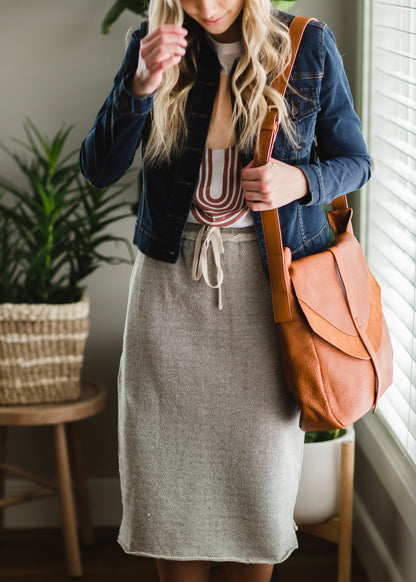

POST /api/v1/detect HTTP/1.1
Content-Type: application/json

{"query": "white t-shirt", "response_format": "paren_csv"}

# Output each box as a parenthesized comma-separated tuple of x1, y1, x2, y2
(188, 36, 254, 228)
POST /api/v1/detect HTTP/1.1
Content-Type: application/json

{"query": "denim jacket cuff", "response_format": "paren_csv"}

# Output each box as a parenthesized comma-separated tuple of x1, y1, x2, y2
(114, 75, 155, 116)
(296, 164, 323, 206)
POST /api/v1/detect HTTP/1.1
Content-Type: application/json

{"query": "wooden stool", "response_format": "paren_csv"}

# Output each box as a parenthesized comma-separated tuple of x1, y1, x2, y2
(0, 380, 106, 578)
(299, 440, 355, 582)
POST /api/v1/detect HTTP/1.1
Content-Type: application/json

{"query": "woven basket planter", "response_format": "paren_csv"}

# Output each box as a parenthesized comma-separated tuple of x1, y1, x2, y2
(0, 295, 90, 405)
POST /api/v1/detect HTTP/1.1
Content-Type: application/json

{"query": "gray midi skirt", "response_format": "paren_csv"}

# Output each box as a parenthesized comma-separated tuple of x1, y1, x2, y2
(117, 224, 304, 564)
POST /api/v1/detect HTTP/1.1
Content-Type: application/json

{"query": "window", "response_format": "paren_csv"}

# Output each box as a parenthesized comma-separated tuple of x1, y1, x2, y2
(362, 0, 416, 463)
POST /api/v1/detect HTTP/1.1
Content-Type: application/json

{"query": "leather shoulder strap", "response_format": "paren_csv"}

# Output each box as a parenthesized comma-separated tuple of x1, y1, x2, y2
(256, 16, 348, 323)
(255, 16, 315, 323)
(253, 16, 314, 169)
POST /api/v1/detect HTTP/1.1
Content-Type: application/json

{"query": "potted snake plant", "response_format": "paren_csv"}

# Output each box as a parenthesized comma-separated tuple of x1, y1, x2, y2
(0, 119, 133, 405)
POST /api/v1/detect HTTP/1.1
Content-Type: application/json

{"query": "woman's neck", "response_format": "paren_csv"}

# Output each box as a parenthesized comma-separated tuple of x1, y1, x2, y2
(210, 11, 243, 43)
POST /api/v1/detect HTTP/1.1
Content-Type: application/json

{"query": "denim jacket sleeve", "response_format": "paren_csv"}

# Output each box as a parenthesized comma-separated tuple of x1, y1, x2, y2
(79, 24, 152, 188)
(295, 24, 371, 206)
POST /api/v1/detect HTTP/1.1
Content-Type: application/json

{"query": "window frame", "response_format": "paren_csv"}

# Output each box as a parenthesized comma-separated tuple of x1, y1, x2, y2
(360, 0, 416, 466)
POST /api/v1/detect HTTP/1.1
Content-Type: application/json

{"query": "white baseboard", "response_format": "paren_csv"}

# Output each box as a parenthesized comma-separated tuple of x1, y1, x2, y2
(3, 477, 122, 529)
(355, 415, 416, 536)
(2, 473, 411, 582)
(353, 414, 416, 582)
(354, 493, 405, 582)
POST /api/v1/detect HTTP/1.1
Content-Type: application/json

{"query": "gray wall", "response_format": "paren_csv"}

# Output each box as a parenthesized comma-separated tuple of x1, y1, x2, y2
(1, 0, 142, 481)
(1, 0, 355, 490)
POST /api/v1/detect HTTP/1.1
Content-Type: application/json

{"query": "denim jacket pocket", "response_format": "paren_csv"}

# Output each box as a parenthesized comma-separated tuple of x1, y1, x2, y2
(274, 87, 320, 162)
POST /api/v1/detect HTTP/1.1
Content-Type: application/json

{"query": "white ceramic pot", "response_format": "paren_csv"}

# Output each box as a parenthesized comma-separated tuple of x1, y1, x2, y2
(293, 425, 355, 525)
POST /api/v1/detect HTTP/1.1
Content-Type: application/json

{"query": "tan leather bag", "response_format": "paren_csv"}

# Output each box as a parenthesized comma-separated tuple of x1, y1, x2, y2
(255, 16, 393, 431)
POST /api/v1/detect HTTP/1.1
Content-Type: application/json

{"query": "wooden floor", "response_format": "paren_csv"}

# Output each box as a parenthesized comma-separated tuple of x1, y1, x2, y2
(0, 528, 370, 582)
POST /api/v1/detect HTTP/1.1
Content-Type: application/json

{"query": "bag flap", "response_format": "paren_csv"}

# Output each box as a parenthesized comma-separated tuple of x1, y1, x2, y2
(289, 232, 383, 359)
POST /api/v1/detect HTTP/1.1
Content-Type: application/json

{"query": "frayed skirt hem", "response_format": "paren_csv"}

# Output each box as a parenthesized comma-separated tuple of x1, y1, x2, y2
(117, 537, 298, 565)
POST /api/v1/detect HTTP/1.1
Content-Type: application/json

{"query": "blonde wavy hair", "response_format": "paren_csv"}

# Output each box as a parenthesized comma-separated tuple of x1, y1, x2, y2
(144, 0, 292, 165)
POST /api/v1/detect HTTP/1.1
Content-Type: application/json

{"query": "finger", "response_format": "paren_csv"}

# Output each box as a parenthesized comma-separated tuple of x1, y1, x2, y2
(243, 189, 274, 203)
(154, 24, 188, 36)
(142, 38, 187, 64)
(241, 177, 261, 191)
(141, 43, 187, 73)
(244, 189, 261, 201)
(142, 35, 188, 57)
(146, 53, 184, 76)
(241, 160, 254, 171)
(241, 169, 271, 189)
(241, 160, 269, 178)
(245, 200, 277, 211)
(145, 48, 186, 71)
(240, 166, 260, 181)
(241, 175, 271, 195)
(144, 24, 188, 43)
(142, 28, 188, 54)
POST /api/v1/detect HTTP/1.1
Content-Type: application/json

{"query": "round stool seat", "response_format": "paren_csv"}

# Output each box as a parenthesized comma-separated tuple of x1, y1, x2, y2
(0, 380, 106, 426)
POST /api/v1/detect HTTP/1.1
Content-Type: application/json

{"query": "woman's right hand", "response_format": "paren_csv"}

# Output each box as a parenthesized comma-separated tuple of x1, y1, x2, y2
(130, 25, 188, 97)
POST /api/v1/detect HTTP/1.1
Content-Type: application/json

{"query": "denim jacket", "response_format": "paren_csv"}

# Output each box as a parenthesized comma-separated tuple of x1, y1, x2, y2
(80, 13, 371, 269)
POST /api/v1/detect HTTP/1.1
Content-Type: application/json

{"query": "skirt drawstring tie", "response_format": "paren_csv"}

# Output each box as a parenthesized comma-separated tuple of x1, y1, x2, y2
(191, 225, 224, 310)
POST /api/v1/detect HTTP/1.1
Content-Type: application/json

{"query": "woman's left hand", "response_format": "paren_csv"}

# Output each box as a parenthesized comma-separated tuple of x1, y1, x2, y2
(241, 159, 309, 210)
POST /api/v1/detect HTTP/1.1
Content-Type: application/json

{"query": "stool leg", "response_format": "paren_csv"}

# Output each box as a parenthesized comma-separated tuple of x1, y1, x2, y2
(53, 423, 82, 578)
(337, 440, 355, 582)
(67, 422, 94, 546)
(0, 426, 6, 535)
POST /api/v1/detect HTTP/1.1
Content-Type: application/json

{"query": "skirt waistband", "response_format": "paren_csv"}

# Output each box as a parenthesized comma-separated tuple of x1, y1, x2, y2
(182, 223, 257, 243)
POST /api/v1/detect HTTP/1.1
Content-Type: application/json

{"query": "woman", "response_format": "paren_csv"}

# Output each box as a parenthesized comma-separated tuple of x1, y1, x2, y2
(80, 1, 370, 581)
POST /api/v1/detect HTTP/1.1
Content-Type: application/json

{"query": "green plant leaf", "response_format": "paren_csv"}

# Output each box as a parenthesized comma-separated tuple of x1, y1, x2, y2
(0, 119, 134, 304)
(304, 429, 347, 443)
(102, 0, 133, 35)
(23, 118, 52, 162)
